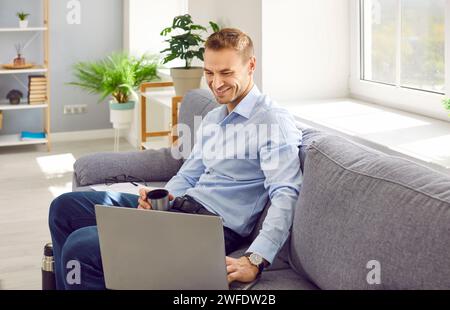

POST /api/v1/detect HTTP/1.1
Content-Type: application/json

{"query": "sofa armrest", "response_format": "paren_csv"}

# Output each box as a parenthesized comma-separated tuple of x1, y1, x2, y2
(73, 147, 183, 190)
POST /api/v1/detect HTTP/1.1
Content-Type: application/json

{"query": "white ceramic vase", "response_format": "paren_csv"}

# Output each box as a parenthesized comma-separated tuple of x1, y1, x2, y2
(19, 20, 28, 28)
(109, 101, 135, 129)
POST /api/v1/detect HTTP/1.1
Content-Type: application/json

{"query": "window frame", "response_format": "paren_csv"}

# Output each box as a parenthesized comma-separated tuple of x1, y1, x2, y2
(349, 0, 450, 121)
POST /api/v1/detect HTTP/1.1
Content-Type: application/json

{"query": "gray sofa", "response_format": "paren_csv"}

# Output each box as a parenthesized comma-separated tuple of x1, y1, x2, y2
(73, 89, 450, 290)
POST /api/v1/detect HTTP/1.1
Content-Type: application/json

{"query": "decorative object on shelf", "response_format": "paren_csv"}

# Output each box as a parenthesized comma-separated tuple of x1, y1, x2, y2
(14, 43, 26, 66)
(20, 131, 46, 141)
(443, 98, 450, 117)
(160, 14, 219, 96)
(6, 89, 23, 105)
(2, 63, 34, 70)
(17, 11, 30, 28)
(28, 75, 47, 104)
(69, 52, 160, 131)
(1, 43, 34, 69)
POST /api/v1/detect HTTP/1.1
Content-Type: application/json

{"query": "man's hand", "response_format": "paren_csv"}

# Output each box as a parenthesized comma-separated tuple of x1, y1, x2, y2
(226, 256, 259, 284)
(137, 188, 174, 210)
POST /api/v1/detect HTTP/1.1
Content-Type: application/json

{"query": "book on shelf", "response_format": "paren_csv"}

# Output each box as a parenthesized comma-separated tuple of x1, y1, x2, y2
(28, 75, 47, 81)
(29, 95, 46, 98)
(29, 81, 47, 86)
(30, 90, 47, 95)
(29, 101, 47, 105)
(28, 76, 47, 84)
(29, 86, 47, 91)
(29, 94, 47, 99)
(20, 131, 46, 141)
(28, 75, 48, 104)
(29, 100, 47, 105)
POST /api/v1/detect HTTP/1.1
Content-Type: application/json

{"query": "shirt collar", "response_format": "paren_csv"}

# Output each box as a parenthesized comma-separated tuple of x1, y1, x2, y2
(220, 85, 261, 122)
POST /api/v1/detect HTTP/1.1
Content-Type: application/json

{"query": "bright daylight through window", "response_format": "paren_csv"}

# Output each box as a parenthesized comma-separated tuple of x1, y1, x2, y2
(361, 0, 445, 94)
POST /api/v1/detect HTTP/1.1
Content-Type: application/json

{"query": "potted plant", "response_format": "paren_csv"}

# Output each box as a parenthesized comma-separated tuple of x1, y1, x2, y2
(69, 53, 159, 129)
(17, 12, 30, 28)
(6, 89, 23, 105)
(160, 14, 219, 96)
(443, 98, 450, 117)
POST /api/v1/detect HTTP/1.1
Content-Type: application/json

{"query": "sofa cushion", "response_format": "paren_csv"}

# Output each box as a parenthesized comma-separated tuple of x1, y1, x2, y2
(229, 241, 290, 271)
(251, 268, 319, 290)
(290, 135, 450, 289)
(74, 182, 168, 193)
(73, 148, 182, 188)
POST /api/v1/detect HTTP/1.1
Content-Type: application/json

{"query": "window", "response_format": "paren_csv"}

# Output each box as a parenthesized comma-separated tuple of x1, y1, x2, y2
(361, 0, 445, 94)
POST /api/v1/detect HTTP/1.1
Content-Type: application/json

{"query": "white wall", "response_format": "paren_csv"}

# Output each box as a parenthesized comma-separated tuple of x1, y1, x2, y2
(189, 0, 263, 89)
(262, 0, 350, 101)
(189, 0, 349, 101)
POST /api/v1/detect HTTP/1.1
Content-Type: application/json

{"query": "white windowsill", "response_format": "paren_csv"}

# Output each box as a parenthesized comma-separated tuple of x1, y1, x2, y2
(279, 98, 450, 176)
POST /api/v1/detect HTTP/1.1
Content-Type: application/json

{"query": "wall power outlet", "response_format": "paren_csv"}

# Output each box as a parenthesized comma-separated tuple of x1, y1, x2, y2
(64, 104, 87, 115)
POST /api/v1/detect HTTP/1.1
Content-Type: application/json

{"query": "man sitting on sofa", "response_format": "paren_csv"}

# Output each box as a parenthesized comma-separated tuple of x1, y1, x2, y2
(49, 28, 303, 290)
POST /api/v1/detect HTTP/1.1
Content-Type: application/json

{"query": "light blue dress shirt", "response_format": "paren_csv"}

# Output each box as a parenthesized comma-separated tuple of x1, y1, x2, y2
(165, 86, 303, 264)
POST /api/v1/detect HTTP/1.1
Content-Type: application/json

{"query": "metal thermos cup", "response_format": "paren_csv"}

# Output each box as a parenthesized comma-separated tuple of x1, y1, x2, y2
(42, 243, 56, 290)
(147, 189, 170, 211)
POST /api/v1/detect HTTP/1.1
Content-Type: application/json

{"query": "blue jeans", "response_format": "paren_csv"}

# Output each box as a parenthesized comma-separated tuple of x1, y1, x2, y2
(48, 191, 245, 290)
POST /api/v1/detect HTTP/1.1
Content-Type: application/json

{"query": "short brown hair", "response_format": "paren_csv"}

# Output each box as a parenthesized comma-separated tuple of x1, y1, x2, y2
(205, 28, 254, 62)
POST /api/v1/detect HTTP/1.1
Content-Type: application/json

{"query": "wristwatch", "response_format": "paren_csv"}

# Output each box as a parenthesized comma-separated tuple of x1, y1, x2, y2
(245, 252, 265, 275)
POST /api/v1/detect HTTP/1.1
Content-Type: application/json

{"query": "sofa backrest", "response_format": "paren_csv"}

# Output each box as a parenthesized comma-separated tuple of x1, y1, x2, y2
(177, 89, 219, 154)
(289, 134, 450, 289)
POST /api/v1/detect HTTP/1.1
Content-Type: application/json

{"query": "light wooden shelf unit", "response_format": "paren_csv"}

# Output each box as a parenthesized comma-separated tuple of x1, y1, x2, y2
(140, 82, 183, 150)
(0, 0, 51, 151)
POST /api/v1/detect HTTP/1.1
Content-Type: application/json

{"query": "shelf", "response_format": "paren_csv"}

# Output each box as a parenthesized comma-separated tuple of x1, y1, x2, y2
(0, 0, 51, 151)
(142, 89, 176, 109)
(0, 102, 48, 110)
(0, 65, 47, 75)
(0, 27, 47, 32)
(0, 134, 48, 147)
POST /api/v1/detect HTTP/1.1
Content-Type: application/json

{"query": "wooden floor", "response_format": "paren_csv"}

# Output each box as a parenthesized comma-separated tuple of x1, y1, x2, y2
(0, 137, 169, 290)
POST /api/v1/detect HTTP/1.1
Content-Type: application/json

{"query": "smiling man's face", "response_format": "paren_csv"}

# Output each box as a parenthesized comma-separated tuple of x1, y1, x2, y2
(204, 48, 256, 107)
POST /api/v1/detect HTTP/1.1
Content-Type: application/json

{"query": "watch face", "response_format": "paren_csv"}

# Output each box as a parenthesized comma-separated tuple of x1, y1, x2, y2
(249, 253, 263, 265)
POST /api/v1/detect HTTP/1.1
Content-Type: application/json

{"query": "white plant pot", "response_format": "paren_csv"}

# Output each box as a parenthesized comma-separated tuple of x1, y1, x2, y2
(109, 101, 135, 129)
(19, 20, 28, 28)
(170, 67, 204, 97)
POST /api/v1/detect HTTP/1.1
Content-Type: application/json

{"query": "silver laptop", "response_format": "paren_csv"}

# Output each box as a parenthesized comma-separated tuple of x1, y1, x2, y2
(95, 205, 258, 290)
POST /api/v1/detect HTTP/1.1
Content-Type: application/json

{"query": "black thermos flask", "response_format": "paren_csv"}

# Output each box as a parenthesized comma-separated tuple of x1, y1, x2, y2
(42, 243, 56, 290)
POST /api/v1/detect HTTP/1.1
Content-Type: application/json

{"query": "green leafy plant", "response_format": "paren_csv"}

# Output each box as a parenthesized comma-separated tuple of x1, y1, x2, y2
(160, 14, 220, 69)
(16, 12, 30, 21)
(69, 53, 159, 104)
(443, 98, 450, 116)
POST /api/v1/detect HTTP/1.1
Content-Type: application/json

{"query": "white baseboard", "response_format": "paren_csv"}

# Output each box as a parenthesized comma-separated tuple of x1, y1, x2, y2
(51, 128, 127, 142)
